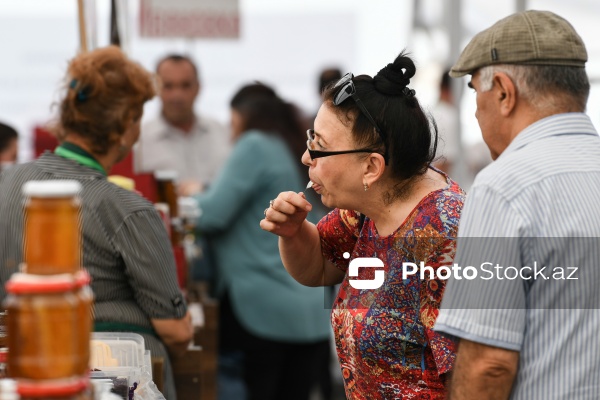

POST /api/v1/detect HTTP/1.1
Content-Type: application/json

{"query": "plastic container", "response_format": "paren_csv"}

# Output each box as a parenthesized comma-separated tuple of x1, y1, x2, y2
(89, 333, 166, 399)
(22, 180, 81, 275)
(4, 274, 81, 380)
(89, 332, 150, 392)
(90, 333, 148, 373)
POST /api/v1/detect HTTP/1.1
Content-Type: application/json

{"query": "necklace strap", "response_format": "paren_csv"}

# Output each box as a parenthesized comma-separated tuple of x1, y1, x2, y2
(54, 143, 106, 176)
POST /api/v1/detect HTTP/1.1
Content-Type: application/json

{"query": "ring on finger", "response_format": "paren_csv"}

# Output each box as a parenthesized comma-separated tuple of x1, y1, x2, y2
(264, 208, 269, 216)
(269, 199, 275, 208)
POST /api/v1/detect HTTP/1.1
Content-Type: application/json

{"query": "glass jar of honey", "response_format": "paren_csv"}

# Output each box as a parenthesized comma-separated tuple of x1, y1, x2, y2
(155, 170, 182, 246)
(4, 274, 81, 380)
(22, 181, 81, 275)
(155, 170, 179, 218)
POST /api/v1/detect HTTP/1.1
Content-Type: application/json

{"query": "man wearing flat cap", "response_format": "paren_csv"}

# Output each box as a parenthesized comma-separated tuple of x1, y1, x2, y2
(434, 10, 600, 399)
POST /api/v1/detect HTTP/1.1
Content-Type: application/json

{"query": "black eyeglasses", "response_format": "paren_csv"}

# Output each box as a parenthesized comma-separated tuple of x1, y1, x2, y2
(333, 73, 388, 163)
(306, 129, 379, 160)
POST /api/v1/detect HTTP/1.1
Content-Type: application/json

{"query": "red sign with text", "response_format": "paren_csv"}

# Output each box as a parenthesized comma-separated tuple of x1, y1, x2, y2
(140, 0, 239, 39)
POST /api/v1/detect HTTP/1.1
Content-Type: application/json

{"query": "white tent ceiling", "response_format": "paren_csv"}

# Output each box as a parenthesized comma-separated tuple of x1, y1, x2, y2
(0, 0, 598, 171)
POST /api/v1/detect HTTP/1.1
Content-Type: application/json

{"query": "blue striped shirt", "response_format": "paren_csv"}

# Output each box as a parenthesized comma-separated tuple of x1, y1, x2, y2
(435, 113, 600, 399)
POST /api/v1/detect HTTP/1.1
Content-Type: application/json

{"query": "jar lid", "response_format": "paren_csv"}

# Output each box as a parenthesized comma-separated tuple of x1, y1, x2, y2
(0, 348, 8, 363)
(74, 270, 91, 288)
(22, 180, 81, 198)
(17, 376, 88, 397)
(5, 273, 76, 294)
(154, 169, 178, 181)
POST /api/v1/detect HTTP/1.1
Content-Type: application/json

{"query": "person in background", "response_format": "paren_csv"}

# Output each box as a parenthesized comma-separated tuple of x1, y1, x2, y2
(434, 10, 600, 399)
(261, 52, 464, 399)
(319, 68, 343, 97)
(0, 46, 193, 399)
(0, 122, 18, 170)
(309, 68, 343, 127)
(135, 54, 230, 195)
(431, 69, 459, 175)
(193, 83, 331, 400)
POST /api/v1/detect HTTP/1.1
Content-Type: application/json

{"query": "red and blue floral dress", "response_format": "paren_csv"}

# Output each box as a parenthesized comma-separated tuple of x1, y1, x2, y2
(317, 175, 464, 399)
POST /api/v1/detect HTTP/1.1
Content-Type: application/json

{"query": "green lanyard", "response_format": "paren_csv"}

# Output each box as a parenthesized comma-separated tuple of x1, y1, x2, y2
(54, 143, 107, 176)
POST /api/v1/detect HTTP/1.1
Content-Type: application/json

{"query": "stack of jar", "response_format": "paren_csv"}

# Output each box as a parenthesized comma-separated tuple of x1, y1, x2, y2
(155, 171, 188, 289)
(2, 181, 94, 400)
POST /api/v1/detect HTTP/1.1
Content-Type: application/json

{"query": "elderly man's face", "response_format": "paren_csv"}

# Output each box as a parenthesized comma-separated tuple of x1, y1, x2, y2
(469, 71, 504, 160)
(157, 60, 199, 126)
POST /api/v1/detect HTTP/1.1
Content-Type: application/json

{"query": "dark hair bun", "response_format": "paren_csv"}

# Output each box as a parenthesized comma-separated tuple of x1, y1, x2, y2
(374, 52, 417, 96)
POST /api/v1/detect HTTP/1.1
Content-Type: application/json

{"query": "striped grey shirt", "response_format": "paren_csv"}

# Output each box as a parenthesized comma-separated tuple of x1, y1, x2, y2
(435, 113, 600, 399)
(0, 152, 186, 399)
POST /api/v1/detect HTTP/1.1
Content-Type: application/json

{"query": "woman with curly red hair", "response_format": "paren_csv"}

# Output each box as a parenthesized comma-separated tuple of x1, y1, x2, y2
(0, 46, 192, 399)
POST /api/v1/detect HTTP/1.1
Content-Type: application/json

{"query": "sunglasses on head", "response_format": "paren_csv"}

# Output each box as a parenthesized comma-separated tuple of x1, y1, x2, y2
(332, 73, 388, 164)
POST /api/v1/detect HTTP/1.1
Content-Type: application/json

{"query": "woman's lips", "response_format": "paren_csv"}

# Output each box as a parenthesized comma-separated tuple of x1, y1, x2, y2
(308, 176, 322, 193)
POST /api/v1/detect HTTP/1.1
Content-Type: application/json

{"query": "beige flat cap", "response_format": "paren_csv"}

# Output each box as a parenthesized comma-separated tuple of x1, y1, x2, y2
(450, 10, 587, 77)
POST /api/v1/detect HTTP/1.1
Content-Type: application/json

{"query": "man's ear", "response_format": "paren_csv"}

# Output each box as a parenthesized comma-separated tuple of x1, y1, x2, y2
(493, 72, 517, 117)
(362, 153, 386, 188)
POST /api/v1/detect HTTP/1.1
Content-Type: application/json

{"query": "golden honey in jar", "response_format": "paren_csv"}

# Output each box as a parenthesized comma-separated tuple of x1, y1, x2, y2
(155, 170, 181, 246)
(155, 170, 179, 218)
(22, 180, 82, 275)
(74, 271, 93, 376)
(4, 273, 80, 380)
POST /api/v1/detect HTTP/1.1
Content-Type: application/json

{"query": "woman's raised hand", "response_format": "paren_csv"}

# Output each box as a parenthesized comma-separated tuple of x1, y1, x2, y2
(260, 191, 312, 238)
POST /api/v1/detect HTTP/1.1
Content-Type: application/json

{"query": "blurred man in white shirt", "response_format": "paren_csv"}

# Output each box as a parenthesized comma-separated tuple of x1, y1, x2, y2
(135, 54, 230, 195)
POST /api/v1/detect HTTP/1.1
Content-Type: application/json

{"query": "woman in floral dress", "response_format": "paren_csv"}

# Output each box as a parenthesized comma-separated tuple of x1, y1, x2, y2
(261, 52, 465, 399)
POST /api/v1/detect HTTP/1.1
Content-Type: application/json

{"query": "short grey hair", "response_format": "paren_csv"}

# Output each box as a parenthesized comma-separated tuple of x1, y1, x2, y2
(478, 64, 590, 112)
